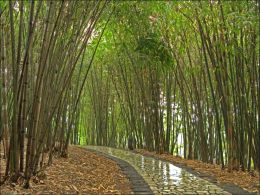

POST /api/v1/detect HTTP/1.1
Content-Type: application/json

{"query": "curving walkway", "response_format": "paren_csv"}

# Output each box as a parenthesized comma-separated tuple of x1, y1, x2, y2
(85, 146, 232, 195)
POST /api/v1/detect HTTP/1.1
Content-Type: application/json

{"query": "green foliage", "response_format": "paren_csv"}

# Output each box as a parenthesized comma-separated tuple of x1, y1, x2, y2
(136, 33, 172, 65)
(79, 0, 259, 170)
(0, 0, 7, 9)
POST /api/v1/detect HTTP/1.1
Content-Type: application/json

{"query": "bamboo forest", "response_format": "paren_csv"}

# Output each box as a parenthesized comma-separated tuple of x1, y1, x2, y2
(0, 1, 259, 194)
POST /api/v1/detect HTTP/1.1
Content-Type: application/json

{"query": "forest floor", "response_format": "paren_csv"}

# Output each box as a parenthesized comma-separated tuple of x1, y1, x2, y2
(0, 146, 133, 194)
(135, 149, 260, 194)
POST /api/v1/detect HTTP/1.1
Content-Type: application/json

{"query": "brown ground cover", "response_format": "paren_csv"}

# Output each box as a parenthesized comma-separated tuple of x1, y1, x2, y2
(0, 146, 133, 194)
(135, 149, 260, 193)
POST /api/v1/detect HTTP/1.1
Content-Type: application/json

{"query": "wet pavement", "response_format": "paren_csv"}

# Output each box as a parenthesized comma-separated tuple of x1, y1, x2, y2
(85, 146, 231, 195)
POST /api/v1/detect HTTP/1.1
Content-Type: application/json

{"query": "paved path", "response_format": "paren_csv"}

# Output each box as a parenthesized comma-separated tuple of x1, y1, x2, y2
(85, 146, 254, 195)
(86, 148, 153, 194)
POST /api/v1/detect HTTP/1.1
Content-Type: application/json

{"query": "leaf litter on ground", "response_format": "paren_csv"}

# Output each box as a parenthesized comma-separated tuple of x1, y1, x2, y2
(0, 146, 133, 194)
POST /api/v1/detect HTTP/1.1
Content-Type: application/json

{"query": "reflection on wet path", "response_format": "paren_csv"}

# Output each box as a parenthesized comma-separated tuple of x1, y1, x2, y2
(86, 146, 230, 195)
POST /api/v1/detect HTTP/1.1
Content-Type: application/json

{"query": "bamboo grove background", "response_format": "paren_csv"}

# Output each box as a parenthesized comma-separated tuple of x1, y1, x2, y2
(80, 1, 259, 171)
(0, 0, 259, 187)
